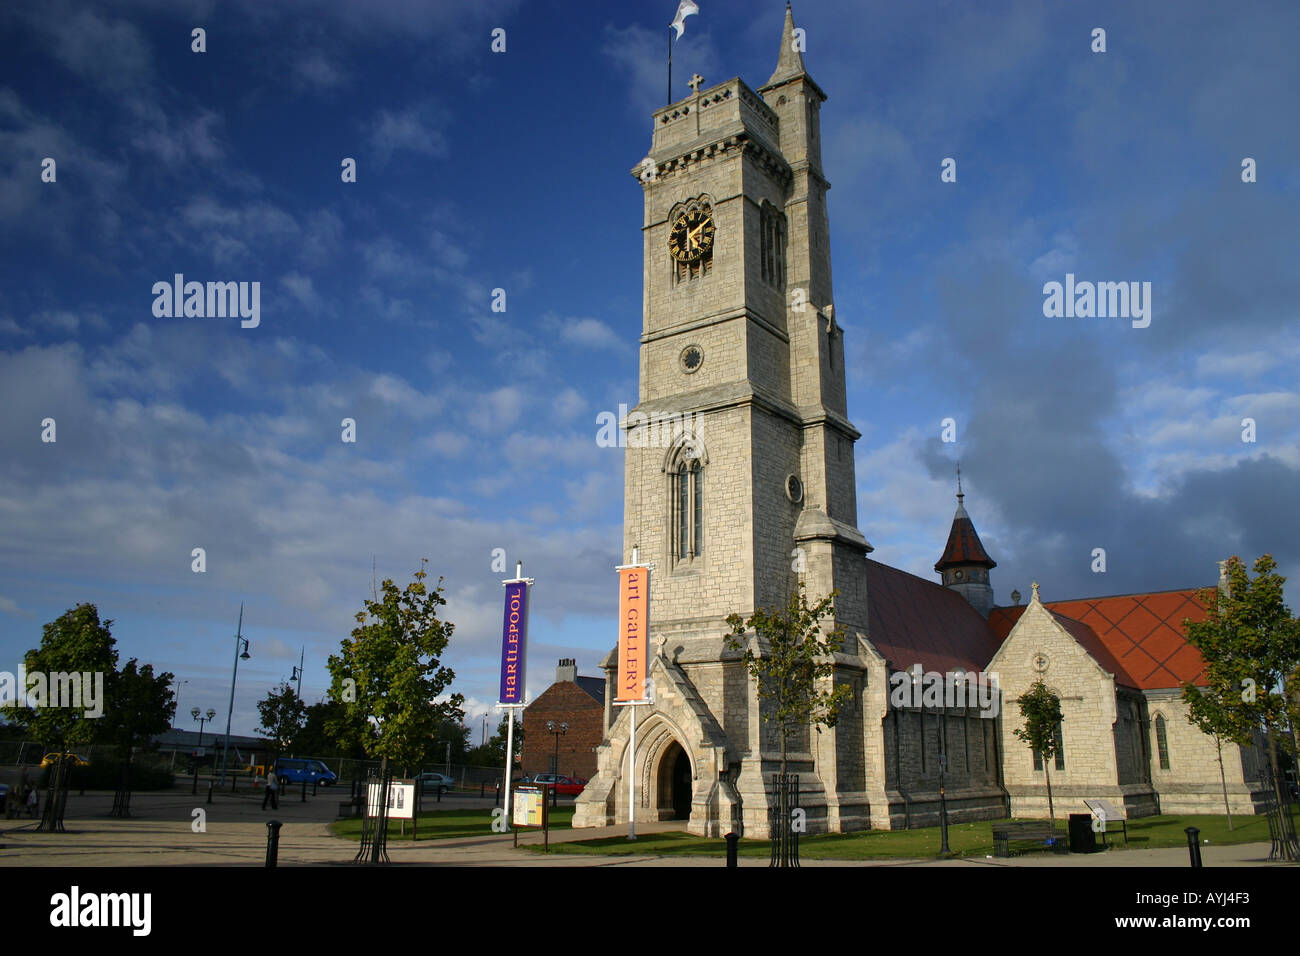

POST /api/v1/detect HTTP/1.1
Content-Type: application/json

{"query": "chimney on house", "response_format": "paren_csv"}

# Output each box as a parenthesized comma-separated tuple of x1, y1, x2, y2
(556, 658, 577, 684)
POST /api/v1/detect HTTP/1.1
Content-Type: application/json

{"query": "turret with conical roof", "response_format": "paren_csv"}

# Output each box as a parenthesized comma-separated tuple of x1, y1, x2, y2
(935, 469, 997, 617)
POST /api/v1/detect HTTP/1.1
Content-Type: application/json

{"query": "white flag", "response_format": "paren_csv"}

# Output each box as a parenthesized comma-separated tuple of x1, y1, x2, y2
(670, 0, 700, 40)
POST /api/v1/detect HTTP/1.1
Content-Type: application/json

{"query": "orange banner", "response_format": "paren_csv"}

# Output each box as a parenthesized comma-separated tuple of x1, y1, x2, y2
(616, 566, 650, 702)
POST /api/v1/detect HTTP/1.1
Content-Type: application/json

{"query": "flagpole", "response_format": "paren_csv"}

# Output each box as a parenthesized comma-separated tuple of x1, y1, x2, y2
(667, 27, 672, 105)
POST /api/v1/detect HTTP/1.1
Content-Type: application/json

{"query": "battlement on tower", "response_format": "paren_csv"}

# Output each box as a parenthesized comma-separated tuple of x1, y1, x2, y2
(645, 77, 782, 168)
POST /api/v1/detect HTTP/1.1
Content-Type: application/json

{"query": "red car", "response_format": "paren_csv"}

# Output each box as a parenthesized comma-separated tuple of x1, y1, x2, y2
(554, 776, 586, 796)
(524, 774, 587, 796)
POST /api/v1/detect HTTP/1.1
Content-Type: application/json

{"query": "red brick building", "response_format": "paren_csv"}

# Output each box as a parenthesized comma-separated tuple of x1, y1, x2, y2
(521, 659, 605, 779)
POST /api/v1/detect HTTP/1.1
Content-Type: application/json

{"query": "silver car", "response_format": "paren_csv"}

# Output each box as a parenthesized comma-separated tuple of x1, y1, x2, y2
(415, 772, 454, 794)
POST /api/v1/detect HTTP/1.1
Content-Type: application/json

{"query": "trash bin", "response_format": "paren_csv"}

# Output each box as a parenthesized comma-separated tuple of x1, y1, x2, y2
(1068, 813, 1096, 853)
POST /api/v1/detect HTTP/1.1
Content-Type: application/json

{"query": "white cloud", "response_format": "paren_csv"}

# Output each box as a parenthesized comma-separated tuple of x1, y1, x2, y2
(368, 102, 448, 164)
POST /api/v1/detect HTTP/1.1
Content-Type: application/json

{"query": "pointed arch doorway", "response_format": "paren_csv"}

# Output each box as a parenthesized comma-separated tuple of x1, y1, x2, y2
(656, 740, 693, 821)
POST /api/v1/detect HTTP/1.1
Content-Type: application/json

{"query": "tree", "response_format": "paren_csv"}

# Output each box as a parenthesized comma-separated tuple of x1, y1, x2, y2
(425, 720, 470, 769)
(257, 682, 307, 759)
(326, 560, 465, 776)
(468, 713, 523, 768)
(292, 699, 369, 759)
(1184, 682, 1255, 831)
(1014, 679, 1063, 828)
(1183, 554, 1300, 858)
(724, 585, 853, 778)
(101, 659, 175, 816)
(23, 604, 119, 752)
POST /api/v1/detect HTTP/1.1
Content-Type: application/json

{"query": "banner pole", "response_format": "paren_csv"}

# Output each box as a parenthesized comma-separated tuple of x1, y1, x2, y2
(498, 560, 532, 833)
(502, 707, 515, 830)
(627, 702, 637, 840)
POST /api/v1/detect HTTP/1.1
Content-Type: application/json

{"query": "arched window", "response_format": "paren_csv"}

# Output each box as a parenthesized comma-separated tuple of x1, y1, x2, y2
(1155, 714, 1170, 770)
(677, 462, 689, 557)
(692, 459, 702, 556)
(759, 200, 786, 289)
(668, 438, 705, 564)
(1032, 720, 1065, 771)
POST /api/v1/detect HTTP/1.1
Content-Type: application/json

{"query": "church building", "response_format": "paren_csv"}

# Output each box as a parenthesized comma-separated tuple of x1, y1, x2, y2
(572, 6, 1268, 837)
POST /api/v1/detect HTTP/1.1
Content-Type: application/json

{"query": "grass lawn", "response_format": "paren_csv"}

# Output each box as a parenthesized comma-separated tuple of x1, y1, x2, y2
(330, 806, 574, 842)
(529, 809, 1297, 859)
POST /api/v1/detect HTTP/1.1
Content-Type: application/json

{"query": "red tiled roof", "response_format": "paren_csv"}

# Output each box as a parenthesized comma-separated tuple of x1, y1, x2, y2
(989, 589, 1211, 690)
(934, 500, 996, 572)
(864, 559, 1003, 674)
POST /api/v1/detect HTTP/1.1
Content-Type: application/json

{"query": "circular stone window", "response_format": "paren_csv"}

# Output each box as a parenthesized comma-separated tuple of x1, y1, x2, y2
(680, 345, 704, 373)
(954, 569, 966, 581)
(785, 475, 804, 503)
(1032, 652, 1049, 673)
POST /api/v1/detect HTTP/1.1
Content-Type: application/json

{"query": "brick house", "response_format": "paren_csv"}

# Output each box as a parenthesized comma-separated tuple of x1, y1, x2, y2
(521, 659, 605, 780)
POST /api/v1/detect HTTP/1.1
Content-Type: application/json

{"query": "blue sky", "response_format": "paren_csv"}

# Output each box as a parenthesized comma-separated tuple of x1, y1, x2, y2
(2, 0, 1298, 741)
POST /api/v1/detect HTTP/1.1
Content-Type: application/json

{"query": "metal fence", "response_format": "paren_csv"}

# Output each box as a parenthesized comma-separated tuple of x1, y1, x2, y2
(2, 741, 514, 794)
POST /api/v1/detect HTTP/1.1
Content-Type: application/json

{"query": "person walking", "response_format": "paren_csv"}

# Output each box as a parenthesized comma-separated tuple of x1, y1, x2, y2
(26, 784, 39, 818)
(262, 766, 279, 810)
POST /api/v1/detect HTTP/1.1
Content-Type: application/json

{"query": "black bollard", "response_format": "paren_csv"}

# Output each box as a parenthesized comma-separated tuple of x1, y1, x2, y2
(1185, 826, 1203, 867)
(301, 779, 307, 803)
(725, 832, 739, 867)
(265, 820, 283, 867)
(207, 781, 214, 805)
(437, 785, 442, 804)
(192, 768, 198, 796)
(231, 773, 236, 793)
(495, 781, 501, 807)
(312, 780, 318, 797)
(480, 782, 485, 798)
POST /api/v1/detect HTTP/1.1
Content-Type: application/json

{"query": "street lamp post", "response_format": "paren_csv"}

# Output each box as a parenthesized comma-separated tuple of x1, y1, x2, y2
(219, 604, 251, 786)
(192, 707, 217, 747)
(172, 679, 189, 729)
(546, 721, 568, 808)
(938, 752, 950, 854)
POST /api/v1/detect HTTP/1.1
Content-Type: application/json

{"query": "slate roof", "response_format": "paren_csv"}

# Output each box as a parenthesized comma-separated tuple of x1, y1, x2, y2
(934, 497, 997, 572)
(988, 588, 1210, 690)
(864, 559, 1004, 675)
(575, 676, 606, 704)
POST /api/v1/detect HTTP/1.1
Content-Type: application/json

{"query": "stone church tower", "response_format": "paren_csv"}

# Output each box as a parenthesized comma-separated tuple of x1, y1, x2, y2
(574, 6, 875, 837)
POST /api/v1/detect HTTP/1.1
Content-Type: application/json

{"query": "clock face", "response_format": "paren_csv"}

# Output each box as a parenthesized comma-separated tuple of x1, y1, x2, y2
(668, 208, 715, 262)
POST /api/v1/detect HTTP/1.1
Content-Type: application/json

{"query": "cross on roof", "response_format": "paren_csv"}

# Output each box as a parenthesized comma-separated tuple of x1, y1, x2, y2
(688, 73, 705, 95)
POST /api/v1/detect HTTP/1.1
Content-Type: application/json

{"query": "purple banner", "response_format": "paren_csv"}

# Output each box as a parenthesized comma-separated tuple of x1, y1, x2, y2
(498, 581, 528, 705)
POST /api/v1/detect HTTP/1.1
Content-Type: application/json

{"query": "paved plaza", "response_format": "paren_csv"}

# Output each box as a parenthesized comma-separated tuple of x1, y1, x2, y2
(0, 789, 1288, 867)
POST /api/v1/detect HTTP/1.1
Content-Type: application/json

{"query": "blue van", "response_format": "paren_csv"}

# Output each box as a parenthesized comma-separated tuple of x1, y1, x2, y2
(275, 758, 337, 786)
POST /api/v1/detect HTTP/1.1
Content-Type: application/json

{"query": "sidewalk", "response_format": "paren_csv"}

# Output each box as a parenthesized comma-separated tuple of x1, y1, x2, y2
(0, 791, 1289, 867)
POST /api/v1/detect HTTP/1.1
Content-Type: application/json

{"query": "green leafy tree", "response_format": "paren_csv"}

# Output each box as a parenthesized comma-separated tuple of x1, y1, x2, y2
(326, 560, 465, 776)
(0, 710, 29, 741)
(1014, 679, 1064, 828)
(1183, 554, 1300, 857)
(102, 659, 175, 813)
(468, 713, 523, 768)
(293, 699, 369, 759)
(103, 661, 175, 751)
(724, 585, 853, 778)
(1184, 682, 1255, 831)
(257, 681, 307, 759)
(23, 604, 120, 753)
(425, 719, 470, 769)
